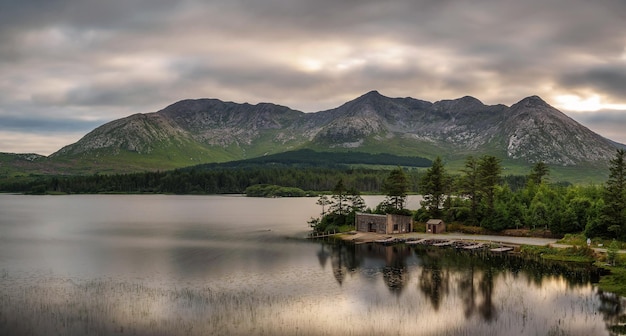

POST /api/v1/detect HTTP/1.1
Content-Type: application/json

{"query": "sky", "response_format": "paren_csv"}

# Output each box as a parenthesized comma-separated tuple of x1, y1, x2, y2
(1, 0, 626, 155)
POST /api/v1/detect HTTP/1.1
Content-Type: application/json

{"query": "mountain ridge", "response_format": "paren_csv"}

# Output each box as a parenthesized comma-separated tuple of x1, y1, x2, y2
(3, 91, 623, 179)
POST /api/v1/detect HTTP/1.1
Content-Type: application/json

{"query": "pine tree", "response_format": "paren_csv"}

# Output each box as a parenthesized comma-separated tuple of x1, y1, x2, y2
(420, 157, 448, 218)
(603, 149, 626, 239)
(316, 195, 331, 215)
(528, 161, 549, 185)
(460, 156, 480, 225)
(478, 155, 502, 225)
(382, 167, 409, 213)
(348, 188, 367, 213)
(330, 179, 350, 215)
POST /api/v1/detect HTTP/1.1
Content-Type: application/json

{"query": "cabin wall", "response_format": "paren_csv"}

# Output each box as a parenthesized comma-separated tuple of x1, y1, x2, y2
(387, 214, 413, 233)
(356, 213, 388, 233)
(356, 213, 413, 234)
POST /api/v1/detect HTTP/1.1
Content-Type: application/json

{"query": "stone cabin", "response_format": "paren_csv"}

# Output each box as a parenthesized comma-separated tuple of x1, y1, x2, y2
(355, 213, 413, 234)
(426, 219, 446, 234)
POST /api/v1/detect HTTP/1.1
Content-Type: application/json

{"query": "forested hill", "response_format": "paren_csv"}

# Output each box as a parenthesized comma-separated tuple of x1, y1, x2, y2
(0, 150, 434, 195)
(193, 149, 432, 168)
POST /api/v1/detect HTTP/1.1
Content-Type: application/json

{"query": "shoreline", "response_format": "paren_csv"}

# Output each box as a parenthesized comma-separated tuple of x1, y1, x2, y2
(335, 231, 626, 255)
(338, 231, 559, 247)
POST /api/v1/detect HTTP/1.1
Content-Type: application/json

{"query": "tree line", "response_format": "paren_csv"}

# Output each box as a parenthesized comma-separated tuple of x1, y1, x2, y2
(417, 151, 626, 239)
(5, 149, 625, 240)
(309, 150, 626, 240)
(0, 165, 423, 195)
(309, 166, 413, 233)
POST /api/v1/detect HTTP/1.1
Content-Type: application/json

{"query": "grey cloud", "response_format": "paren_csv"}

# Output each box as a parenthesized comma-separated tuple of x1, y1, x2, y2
(0, 0, 178, 31)
(559, 66, 626, 99)
(570, 110, 626, 124)
(64, 82, 173, 108)
(567, 110, 626, 144)
(1, 0, 626, 153)
(0, 115, 103, 133)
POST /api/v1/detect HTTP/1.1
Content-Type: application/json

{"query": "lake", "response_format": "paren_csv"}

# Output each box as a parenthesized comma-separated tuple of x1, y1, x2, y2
(0, 194, 624, 335)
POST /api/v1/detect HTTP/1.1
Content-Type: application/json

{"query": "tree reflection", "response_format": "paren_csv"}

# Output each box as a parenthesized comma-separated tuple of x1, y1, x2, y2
(418, 250, 450, 311)
(597, 290, 626, 336)
(326, 242, 361, 285)
(316, 241, 606, 325)
(478, 268, 496, 322)
(316, 244, 329, 269)
(458, 263, 477, 318)
(381, 246, 410, 294)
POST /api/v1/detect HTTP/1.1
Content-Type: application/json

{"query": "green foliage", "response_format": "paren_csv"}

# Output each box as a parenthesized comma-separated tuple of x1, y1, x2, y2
(244, 184, 307, 197)
(380, 167, 409, 213)
(0, 165, 421, 195)
(477, 155, 502, 226)
(329, 179, 350, 215)
(237, 149, 432, 167)
(414, 154, 615, 237)
(459, 156, 480, 225)
(528, 161, 550, 185)
(420, 156, 448, 218)
(602, 149, 626, 239)
(520, 245, 595, 263)
(316, 195, 332, 215)
(607, 240, 620, 266)
(311, 180, 365, 234)
(599, 266, 626, 298)
(445, 222, 489, 235)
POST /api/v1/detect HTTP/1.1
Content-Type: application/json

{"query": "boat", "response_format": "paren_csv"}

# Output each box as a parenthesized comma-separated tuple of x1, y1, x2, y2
(490, 246, 514, 253)
(432, 240, 455, 247)
(462, 243, 486, 250)
(374, 237, 398, 245)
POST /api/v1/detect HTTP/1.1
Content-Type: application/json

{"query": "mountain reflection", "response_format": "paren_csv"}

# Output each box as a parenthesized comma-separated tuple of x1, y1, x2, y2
(320, 240, 609, 323)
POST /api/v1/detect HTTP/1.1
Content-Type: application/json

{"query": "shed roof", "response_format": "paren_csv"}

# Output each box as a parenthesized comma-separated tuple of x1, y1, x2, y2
(356, 212, 386, 218)
(426, 219, 444, 225)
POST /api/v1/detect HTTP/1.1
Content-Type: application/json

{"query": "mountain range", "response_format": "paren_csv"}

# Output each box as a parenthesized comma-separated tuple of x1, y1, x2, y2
(1, 91, 622, 181)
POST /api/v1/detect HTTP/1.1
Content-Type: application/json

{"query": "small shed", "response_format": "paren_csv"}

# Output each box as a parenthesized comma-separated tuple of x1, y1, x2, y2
(426, 219, 446, 234)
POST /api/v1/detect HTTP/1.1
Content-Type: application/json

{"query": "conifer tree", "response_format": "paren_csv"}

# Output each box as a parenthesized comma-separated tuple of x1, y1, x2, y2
(478, 155, 502, 223)
(316, 195, 331, 215)
(420, 157, 447, 218)
(382, 167, 409, 212)
(460, 156, 480, 225)
(330, 179, 350, 215)
(528, 161, 549, 185)
(603, 149, 626, 239)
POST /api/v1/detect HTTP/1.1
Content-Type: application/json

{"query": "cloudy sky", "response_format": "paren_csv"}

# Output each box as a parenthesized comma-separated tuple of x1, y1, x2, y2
(1, 0, 625, 155)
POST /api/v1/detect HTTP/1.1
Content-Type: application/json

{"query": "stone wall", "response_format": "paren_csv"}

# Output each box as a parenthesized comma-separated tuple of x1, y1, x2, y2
(356, 213, 413, 234)
(356, 213, 388, 233)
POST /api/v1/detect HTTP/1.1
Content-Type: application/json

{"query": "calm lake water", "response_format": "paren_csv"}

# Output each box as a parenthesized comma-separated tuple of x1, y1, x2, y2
(0, 194, 624, 335)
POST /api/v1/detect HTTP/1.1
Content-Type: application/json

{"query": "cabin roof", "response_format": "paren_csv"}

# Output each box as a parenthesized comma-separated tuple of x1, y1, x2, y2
(356, 212, 386, 218)
(426, 219, 444, 225)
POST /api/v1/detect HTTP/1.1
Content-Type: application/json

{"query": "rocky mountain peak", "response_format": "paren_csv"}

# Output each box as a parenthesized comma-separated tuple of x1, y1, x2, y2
(512, 95, 550, 109)
(432, 96, 485, 112)
(46, 91, 622, 172)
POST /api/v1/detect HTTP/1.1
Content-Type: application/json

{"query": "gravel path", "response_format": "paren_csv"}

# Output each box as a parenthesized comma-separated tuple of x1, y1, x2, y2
(343, 231, 626, 253)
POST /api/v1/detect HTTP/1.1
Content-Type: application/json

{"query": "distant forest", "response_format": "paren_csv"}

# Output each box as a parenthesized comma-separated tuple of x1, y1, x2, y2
(1, 165, 421, 194)
(0, 150, 438, 194)
(0, 163, 527, 195)
(196, 149, 433, 168)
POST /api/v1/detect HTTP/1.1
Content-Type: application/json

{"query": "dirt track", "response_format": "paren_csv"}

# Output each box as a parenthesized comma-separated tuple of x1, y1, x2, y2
(341, 231, 626, 254)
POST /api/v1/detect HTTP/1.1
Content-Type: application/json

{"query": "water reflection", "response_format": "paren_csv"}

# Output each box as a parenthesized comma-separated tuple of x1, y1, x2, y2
(598, 290, 626, 335)
(321, 240, 611, 325)
(1, 194, 624, 335)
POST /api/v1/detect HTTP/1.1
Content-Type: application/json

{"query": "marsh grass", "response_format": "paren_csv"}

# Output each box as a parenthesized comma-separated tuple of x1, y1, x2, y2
(0, 267, 612, 336)
(0, 275, 290, 336)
